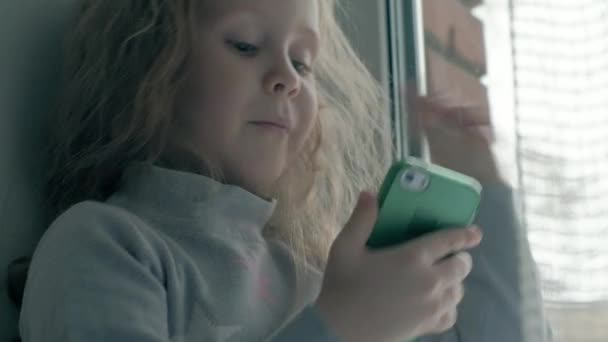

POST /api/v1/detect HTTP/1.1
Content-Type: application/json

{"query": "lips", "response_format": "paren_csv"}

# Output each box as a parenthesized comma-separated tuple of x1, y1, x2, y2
(249, 119, 292, 131)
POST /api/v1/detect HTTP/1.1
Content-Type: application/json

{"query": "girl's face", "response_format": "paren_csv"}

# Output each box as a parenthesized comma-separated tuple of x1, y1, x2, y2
(176, 0, 320, 196)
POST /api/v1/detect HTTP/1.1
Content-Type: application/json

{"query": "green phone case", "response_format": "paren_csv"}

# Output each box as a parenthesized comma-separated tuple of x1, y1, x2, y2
(366, 157, 482, 342)
(367, 156, 483, 249)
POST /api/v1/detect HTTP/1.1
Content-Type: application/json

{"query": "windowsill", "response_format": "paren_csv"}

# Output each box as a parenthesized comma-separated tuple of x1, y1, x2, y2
(545, 302, 608, 342)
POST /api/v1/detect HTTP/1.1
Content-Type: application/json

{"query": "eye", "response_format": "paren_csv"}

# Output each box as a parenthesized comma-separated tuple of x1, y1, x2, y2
(292, 60, 312, 75)
(228, 40, 259, 56)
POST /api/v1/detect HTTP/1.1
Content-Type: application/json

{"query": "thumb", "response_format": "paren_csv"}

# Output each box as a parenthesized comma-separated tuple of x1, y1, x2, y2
(338, 191, 379, 247)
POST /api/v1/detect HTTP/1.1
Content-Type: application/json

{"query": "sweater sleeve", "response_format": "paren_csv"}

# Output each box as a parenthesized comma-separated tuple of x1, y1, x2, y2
(418, 184, 552, 342)
(19, 202, 171, 342)
(266, 306, 341, 342)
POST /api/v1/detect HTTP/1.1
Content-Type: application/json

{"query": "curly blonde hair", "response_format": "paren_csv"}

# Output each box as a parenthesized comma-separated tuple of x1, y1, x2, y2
(47, 0, 393, 269)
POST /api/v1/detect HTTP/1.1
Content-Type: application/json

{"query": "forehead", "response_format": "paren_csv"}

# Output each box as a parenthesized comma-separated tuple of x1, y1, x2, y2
(201, 0, 320, 32)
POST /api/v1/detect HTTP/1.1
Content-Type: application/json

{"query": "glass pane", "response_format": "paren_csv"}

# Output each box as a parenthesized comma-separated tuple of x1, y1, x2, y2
(389, 0, 608, 341)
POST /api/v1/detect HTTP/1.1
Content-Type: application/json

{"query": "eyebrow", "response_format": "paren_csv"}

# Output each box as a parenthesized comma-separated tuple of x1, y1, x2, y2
(212, 10, 258, 28)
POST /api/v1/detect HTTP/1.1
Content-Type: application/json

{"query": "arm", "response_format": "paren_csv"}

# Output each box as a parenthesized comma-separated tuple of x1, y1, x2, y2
(19, 202, 170, 342)
(266, 306, 340, 342)
(419, 184, 551, 342)
(413, 95, 551, 342)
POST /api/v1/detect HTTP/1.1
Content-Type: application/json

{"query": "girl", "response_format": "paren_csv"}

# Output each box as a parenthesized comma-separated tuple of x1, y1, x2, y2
(19, 0, 541, 341)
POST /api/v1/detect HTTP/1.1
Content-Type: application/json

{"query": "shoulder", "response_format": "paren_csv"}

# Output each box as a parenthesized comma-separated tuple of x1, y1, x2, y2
(477, 182, 517, 219)
(481, 182, 515, 200)
(20, 201, 171, 341)
(51, 200, 142, 233)
(34, 200, 163, 271)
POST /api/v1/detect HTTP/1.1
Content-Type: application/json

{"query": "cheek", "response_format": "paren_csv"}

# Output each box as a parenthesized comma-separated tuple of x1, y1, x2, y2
(292, 84, 319, 149)
(303, 82, 319, 127)
(175, 80, 234, 162)
(186, 42, 249, 116)
(180, 59, 244, 138)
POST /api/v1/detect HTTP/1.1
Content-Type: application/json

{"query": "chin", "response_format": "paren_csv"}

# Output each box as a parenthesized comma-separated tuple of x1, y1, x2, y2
(236, 165, 285, 199)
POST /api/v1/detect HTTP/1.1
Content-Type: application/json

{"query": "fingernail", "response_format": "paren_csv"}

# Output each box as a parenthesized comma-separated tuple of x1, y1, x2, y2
(468, 226, 482, 242)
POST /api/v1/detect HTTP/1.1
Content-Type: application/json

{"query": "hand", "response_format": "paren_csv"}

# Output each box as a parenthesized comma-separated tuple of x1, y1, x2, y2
(315, 192, 483, 342)
(411, 94, 504, 184)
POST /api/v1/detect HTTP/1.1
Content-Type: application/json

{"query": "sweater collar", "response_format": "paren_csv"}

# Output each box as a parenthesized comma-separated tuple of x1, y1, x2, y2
(115, 162, 277, 230)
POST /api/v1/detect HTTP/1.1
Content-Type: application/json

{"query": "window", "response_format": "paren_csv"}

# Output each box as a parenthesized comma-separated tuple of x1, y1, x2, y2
(384, 0, 608, 341)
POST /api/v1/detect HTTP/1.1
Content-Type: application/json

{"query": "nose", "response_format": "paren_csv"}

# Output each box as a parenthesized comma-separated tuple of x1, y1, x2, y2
(263, 58, 301, 98)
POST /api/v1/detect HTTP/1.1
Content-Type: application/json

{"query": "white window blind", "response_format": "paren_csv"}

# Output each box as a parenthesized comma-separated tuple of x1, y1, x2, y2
(480, 0, 608, 341)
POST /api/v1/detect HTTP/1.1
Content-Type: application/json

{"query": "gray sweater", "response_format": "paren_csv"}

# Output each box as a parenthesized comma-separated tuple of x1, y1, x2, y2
(19, 162, 545, 341)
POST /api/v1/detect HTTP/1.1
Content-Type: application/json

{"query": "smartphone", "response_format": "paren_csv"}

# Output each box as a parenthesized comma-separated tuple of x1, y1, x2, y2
(367, 157, 482, 249)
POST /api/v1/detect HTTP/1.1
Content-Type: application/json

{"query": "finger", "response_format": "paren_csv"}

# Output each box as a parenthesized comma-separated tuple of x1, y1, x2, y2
(406, 87, 457, 110)
(413, 96, 462, 119)
(431, 309, 458, 334)
(434, 252, 474, 286)
(407, 226, 482, 264)
(336, 191, 379, 248)
(442, 283, 466, 310)
(424, 120, 462, 142)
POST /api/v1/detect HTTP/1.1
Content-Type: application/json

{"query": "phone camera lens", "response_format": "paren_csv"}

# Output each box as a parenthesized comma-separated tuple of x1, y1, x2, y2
(405, 171, 415, 182)
(400, 168, 430, 192)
